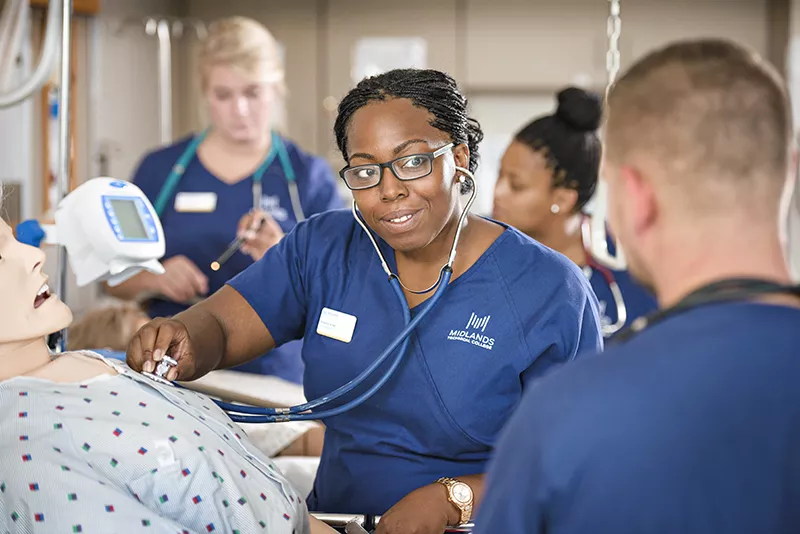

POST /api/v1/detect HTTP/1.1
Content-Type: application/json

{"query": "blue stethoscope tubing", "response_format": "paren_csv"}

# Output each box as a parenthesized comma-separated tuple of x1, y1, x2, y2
(223, 273, 445, 423)
(153, 129, 305, 222)
(202, 168, 477, 423)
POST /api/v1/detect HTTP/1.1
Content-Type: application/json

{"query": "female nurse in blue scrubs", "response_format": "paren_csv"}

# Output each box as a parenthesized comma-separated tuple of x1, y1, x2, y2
(493, 87, 657, 338)
(105, 17, 343, 384)
(126, 69, 603, 533)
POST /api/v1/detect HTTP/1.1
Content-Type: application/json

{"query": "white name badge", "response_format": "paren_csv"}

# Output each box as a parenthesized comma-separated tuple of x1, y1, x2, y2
(316, 307, 357, 343)
(174, 192, 217, 213)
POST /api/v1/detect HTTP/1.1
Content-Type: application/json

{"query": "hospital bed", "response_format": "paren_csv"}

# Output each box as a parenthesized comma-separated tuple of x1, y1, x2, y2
(92, 350, 323, 497)
(177, 368, 322, 496)
(185, 372, 475, 532)
(310, 514, 474, 533)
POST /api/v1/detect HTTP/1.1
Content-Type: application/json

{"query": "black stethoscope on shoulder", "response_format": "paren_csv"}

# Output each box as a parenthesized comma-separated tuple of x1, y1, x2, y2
(612, 277, 800, 345)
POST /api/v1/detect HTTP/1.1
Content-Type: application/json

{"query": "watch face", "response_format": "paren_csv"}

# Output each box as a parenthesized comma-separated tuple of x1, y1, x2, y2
(451, 482, 472, 504)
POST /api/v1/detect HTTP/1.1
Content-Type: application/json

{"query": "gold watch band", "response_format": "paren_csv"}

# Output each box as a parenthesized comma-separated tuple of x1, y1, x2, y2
(437, 477, 473, 525)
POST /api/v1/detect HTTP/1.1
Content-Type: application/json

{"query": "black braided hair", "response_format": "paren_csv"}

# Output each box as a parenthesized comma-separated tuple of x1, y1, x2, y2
(334, 69, 484, 189)
(515, 87, 602, 212)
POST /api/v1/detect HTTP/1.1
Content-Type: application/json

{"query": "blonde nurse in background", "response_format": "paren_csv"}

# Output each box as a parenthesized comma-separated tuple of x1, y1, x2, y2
(105, 17, 344, 384)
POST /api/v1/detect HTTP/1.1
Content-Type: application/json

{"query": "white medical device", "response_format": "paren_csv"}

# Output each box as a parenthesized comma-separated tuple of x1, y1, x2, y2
(17, 178, 165, 287)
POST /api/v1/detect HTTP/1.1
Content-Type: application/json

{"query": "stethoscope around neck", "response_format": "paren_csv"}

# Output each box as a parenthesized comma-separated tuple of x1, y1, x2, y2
(581, 217, 627, 337)
(152, 129, 305, 222)
(156, 166, 478, 423)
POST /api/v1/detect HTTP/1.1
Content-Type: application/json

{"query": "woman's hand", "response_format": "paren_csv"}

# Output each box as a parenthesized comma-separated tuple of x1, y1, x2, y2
(375, 483, 458, 534)
(126, 317, 220, 381)
(151, 255, 209, 303)
(237, 210, 284, 261)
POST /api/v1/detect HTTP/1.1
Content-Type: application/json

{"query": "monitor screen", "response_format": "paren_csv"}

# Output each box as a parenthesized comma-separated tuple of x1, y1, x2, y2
(109, 199, 148, 239)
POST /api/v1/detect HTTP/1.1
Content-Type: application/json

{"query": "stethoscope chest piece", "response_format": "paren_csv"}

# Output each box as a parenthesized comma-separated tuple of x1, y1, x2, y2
(142, 356, 178, 386)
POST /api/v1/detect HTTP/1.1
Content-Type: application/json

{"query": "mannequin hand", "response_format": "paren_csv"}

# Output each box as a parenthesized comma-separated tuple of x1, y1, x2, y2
(375, 483, 456, 534)
(237, 210, 284, 261)
(152, 255, 208, 303)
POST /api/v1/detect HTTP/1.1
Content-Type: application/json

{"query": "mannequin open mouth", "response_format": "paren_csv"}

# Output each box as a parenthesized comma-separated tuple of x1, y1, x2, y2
(34, 283, 51, 309)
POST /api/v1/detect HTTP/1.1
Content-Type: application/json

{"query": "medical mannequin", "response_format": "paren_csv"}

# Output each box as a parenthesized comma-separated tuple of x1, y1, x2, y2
(0, 212, 334, 533)
(67, 302, 326, 458)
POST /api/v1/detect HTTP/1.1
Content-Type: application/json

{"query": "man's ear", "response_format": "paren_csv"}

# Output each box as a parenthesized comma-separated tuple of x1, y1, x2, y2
(620, 165, 657, 235)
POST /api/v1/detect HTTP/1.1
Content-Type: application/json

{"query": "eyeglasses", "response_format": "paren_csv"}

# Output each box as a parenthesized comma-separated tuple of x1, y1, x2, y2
(339, 143, 455, 191)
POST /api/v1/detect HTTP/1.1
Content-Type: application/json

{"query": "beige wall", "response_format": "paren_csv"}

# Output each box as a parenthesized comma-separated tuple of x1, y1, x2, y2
(178, 0, 322, 153)
(322, 0, 460, 162)
(90, 0, 186, 182)
(1, 0, 780, 313)
(465, 0, 768, 91)
(48, 0, 185, 316)
(176, 0, 770, 170)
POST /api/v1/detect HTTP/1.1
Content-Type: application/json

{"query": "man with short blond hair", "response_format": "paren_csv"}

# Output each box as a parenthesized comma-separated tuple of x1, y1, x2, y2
(474, 38, 800, 534)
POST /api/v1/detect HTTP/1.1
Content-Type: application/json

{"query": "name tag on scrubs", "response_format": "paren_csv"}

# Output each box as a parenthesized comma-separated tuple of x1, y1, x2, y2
(174, 192, 217, 213)
(316, 308, 357, 343)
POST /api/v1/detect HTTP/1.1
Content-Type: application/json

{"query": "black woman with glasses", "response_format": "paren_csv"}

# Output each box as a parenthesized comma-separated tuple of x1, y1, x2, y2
(125, 68, 603, 533)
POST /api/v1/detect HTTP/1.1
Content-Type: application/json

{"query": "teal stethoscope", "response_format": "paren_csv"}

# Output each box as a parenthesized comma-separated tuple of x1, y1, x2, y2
(152, 129, 305, 222)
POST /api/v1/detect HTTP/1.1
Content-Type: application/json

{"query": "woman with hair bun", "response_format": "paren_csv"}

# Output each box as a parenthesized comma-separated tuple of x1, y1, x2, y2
(493, 87, 657, 337)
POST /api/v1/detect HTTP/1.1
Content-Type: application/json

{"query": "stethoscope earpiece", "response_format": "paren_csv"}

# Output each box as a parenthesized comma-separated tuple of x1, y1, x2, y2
(454, 166, 475, 191)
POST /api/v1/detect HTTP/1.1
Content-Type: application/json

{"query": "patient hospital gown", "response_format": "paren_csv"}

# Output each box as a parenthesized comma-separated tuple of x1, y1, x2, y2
(0, 352, 310, 534)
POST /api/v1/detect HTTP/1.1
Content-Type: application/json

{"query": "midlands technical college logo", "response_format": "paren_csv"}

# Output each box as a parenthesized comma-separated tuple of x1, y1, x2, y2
(447, 312, 495, 351)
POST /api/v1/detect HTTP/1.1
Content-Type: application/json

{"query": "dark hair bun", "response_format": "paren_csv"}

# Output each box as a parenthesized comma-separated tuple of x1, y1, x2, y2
(556, 87, 602, 132)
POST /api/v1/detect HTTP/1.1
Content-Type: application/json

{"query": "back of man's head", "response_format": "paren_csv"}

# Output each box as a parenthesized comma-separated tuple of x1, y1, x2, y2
(604, 38, 792, 221)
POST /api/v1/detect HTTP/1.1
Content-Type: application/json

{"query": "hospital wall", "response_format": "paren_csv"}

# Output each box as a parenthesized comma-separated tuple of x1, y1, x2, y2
(0, 0, 784, 316)
(175, 0, 774, 215)
(0, 0, 185, 315)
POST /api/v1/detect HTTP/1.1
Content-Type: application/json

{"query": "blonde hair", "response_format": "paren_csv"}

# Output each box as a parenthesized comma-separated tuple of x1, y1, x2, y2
(67, 303, 150, 352)
(198, 16, 285, 96)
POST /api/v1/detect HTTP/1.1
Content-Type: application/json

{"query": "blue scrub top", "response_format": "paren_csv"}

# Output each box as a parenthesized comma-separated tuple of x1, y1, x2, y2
(131, 134, 344, 384)
(586, 266, 658, 336)
(228, 210, 603, 514)
(475, 302, 800, 534)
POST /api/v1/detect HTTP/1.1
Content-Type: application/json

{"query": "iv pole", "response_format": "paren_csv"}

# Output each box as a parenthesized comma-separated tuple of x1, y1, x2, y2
(112, 16, 206, 144)
(53, 0, 72, 351)
(0, 0, 72, 350)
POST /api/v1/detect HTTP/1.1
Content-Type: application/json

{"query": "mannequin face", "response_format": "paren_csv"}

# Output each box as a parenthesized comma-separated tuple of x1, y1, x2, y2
(0, 219, 72, 344)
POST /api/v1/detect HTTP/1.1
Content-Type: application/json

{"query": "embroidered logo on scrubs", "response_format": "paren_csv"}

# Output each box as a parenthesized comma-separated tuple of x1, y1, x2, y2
(260, 195, 288, 222)
(447, 312, 495, 350)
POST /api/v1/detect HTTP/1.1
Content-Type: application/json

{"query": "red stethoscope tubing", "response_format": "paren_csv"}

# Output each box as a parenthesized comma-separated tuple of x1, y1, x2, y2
(584, 251, 628, 337)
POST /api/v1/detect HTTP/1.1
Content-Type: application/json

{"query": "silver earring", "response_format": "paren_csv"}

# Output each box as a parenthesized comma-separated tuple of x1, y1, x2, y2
(551, 204, 561, 214)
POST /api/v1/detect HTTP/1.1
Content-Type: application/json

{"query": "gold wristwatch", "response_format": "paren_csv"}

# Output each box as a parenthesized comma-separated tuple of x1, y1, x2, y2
(437, 477, 474, 525)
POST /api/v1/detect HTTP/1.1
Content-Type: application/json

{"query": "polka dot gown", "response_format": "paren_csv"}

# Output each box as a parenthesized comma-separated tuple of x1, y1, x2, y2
(0, 352, 310, 534)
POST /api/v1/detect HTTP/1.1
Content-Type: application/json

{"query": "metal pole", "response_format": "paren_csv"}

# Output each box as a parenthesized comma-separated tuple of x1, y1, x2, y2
(54, 0, 72, 352)
(156, 19, 172, 144)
